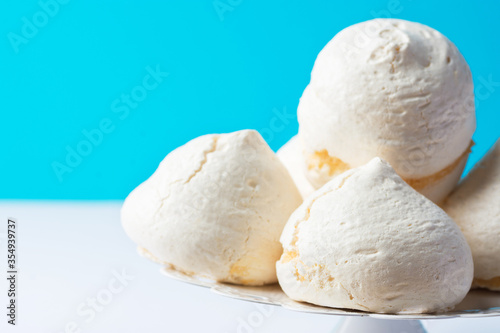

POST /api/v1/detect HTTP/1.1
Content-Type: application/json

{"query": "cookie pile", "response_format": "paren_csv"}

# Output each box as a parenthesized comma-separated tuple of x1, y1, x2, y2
(122, 19, 498, 314)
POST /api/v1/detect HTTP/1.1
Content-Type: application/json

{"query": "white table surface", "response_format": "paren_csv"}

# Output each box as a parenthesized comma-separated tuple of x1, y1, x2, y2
(0, 202, 498, 333)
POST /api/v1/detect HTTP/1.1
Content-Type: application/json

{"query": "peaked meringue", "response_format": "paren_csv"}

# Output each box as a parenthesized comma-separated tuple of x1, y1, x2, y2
(122, 130, 302, 285)
(298, 18, 475, 204)
(277, 158, 473, 313)
(444, 140, 500, 291)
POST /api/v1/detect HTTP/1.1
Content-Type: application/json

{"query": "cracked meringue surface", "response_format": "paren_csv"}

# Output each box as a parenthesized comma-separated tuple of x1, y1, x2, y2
(444, 140, 500, 291)
(298, 18, 475, 204)
(122, 130, 302, 285)
(277, 158, 473, 314)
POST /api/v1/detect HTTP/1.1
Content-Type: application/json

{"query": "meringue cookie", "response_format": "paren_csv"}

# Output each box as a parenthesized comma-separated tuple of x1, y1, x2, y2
(298, 18, 475, 204)
(122, 130, 302, 285)
(444, 140, 500, 291)
(277, 135, 315, 200)
(277, 158, 473, 314)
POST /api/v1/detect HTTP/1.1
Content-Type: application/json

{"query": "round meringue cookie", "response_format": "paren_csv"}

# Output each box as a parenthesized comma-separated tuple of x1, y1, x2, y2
(277, 135, 315, 200)
(298, 18, 475, 204)
(277, 158, 473, 314)
(122, 130, 302, 285)
(444, 140, 500, 291)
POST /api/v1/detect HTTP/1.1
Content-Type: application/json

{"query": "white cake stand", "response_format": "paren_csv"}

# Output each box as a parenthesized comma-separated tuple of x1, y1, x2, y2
(139, 249, 500, 332)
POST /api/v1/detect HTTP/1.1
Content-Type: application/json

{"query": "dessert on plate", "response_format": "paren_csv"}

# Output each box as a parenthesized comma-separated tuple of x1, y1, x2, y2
(444, 140, 500, 291)
(121, 18, 497, 315)
(122, 130, 301, 285)
(277, 158, 473, 314)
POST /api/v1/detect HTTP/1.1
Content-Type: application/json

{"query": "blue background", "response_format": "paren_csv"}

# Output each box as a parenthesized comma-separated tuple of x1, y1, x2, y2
(1, 0, 499, 200)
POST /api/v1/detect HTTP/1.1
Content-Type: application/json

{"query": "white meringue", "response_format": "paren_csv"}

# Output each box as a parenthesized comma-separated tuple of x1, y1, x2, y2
(122, 130, 302, 285)
(444, 140, 500, 291)
(298, 18, 475, 204)
(277, 158, 473, 314)
(277, 136, 315, 200)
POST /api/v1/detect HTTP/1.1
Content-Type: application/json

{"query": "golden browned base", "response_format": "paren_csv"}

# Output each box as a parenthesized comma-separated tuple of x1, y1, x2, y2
(138, 246, 268, 286)
(473, 276, 500, 291)
(306, 141, 473, 199)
